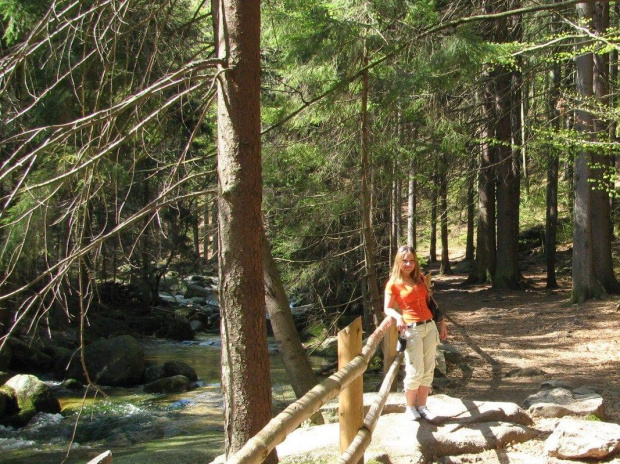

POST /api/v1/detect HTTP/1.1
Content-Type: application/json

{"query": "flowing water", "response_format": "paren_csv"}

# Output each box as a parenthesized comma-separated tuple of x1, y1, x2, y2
(1, 334, 324, 464)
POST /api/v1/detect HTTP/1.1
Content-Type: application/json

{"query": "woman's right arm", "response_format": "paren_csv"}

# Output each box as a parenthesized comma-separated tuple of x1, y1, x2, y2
(384, 287, 405, 330)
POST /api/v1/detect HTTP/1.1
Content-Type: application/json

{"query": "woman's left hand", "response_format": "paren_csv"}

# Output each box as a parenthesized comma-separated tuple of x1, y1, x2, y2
(439, 321, 448, 341)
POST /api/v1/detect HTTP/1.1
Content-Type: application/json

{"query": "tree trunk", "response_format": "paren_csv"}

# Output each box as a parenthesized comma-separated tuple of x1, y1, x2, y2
(203, 198, 210, 260)
(263, 232, 317, 398)
(611, 3, 620, 238)
(439, 165, 452, 275)
(592, 1, 620, 293)
(466, 152, 476, 262)
(407, 159, 417, 249)
(192, 207, 200, 260)
(545, 52, 561, 289)
(215, 0, 275, 460)
(360, 49, 382, 328)
(429, 168, 438, 263)
(391, 160, 401, 249)
(494, 2, 521, 290)
(572, 1, 602, 303)
(470, 84, 496, 284)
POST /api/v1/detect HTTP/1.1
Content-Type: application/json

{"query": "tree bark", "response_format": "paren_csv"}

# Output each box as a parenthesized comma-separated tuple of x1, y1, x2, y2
(470, 83, 496, 284)
(493, 1, 521, 290)
(360, 49, 383, 328)
(545, 51, 561, 289)
(215, 0, 275, 460)
(592, 1, 620, 293)
(263, 232, 317, 398)
(439, 164, 452, 275)
(429, 167, 438, 263)
(572, 1, 602, 303)
(466, 152, 476, 262)
(407, 159, 417, 249)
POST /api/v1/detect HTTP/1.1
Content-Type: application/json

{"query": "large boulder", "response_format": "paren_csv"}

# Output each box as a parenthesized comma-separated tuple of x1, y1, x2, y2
(57, 335, 145, 387)
(143, 375, 191, 394)
(5, 374, 60, 414)
(523, 386, 605, 419)
(157, 319, 194, 341)
(0, 344, 12, 370)
(7, 337, 53, 370)
(163, 361, 198, 381)
(545, 418, 620, 460)
(0, 384, 19, 418)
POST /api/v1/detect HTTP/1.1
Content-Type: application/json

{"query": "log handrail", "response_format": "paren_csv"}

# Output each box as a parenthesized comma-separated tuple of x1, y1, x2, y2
(338, 352, 403, 464)
(225, 317, 397, 464)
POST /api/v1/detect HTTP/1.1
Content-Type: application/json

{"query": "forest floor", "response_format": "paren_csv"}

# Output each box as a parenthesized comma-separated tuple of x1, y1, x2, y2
(425, 246, 620, 462)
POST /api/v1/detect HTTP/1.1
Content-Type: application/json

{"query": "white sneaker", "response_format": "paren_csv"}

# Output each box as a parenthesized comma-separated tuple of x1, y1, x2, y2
(417, 406, 437, 422)
(405, 407, 421, 421)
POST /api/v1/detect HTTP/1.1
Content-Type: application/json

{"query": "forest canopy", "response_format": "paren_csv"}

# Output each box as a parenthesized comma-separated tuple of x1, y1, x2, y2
(1, 0, 619, 345)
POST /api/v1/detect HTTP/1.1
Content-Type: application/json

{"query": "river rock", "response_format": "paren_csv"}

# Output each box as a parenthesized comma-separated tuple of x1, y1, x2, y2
(7, 337, 53, 370)
(163, 361, 198, 381)
(143, 375, 191, 394)
(143, 364, 165, 383)
(0, 344, 12, 369)
(184, 283, 210, 298)
(157, 319, 194, 341)
(56, 335, 145, 386)
(0, 384, 19, 418)
(0, 371, 13, 384)
(523, 387, 605, 419)
(544, 418, 620, 459)
(5, 374, 60, 414)
(190, 319, 204, 332)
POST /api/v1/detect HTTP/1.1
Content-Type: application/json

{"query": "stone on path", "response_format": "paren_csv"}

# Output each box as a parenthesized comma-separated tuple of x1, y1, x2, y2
(278, 393, 536, 464)
(523, 386, 605, 419)
(544, 418, 620, 460)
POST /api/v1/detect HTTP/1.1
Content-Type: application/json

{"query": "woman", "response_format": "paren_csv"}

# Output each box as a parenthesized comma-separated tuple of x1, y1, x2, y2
(384, 245, 448, 421)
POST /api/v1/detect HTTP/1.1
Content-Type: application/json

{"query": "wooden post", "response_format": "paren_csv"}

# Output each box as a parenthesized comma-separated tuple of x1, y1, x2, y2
(338, 317, 364, 464)
(382, 322, 398, 392)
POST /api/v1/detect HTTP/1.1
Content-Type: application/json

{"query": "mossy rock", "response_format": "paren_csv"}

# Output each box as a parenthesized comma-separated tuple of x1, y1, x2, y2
(0, 384, 19, 419)
(5, 374, 61, 414)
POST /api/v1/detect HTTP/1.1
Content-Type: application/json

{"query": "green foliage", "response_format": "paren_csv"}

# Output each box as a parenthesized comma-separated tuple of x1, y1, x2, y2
(0, 0, 48, 45)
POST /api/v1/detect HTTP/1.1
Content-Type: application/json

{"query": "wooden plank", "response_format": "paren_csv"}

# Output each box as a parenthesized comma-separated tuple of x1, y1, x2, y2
(338, 317, 364, 464)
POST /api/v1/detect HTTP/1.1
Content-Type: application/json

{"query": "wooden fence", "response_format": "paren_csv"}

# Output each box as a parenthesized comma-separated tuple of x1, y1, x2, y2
(226, 316, 401, 464)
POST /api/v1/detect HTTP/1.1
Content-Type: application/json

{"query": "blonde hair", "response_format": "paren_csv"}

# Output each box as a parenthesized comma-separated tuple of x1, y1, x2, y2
(387, 245, 424, 286)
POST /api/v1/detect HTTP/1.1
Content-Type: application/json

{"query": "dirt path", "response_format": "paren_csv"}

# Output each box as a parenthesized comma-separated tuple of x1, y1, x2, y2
(427, 264, 620, 461)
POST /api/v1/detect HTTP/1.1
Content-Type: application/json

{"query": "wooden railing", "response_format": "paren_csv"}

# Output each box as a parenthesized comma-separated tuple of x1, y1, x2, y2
(226, 316, 401, 464)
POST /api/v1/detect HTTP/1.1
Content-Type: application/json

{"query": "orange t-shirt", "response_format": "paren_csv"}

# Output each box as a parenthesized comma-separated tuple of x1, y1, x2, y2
(386, 281, 433, 324)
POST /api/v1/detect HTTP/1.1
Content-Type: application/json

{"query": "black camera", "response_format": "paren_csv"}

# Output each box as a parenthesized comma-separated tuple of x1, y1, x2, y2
(396, 336, 407, 352)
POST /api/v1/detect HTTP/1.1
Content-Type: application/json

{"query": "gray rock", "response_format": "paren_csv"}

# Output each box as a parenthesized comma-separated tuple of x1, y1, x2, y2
(163, 361, 198, 381)
(143, 375, 191, 394)
(143, 365, 165, 384)
(7, 337, 53, 370)
(435, 350, 447, 376)
(0, 384, 19, 418)
(5, 374, 60, 414)
(523, 387, 605, 419)
(421, 420, 539, 458)
(545, 418, 620, 459)
(190, 319, 204, 332)
(0, 344, 12, 370)
(184, 283, 210, 298)
(158, 293, 178, 303)
(56, 335, 145, 387)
